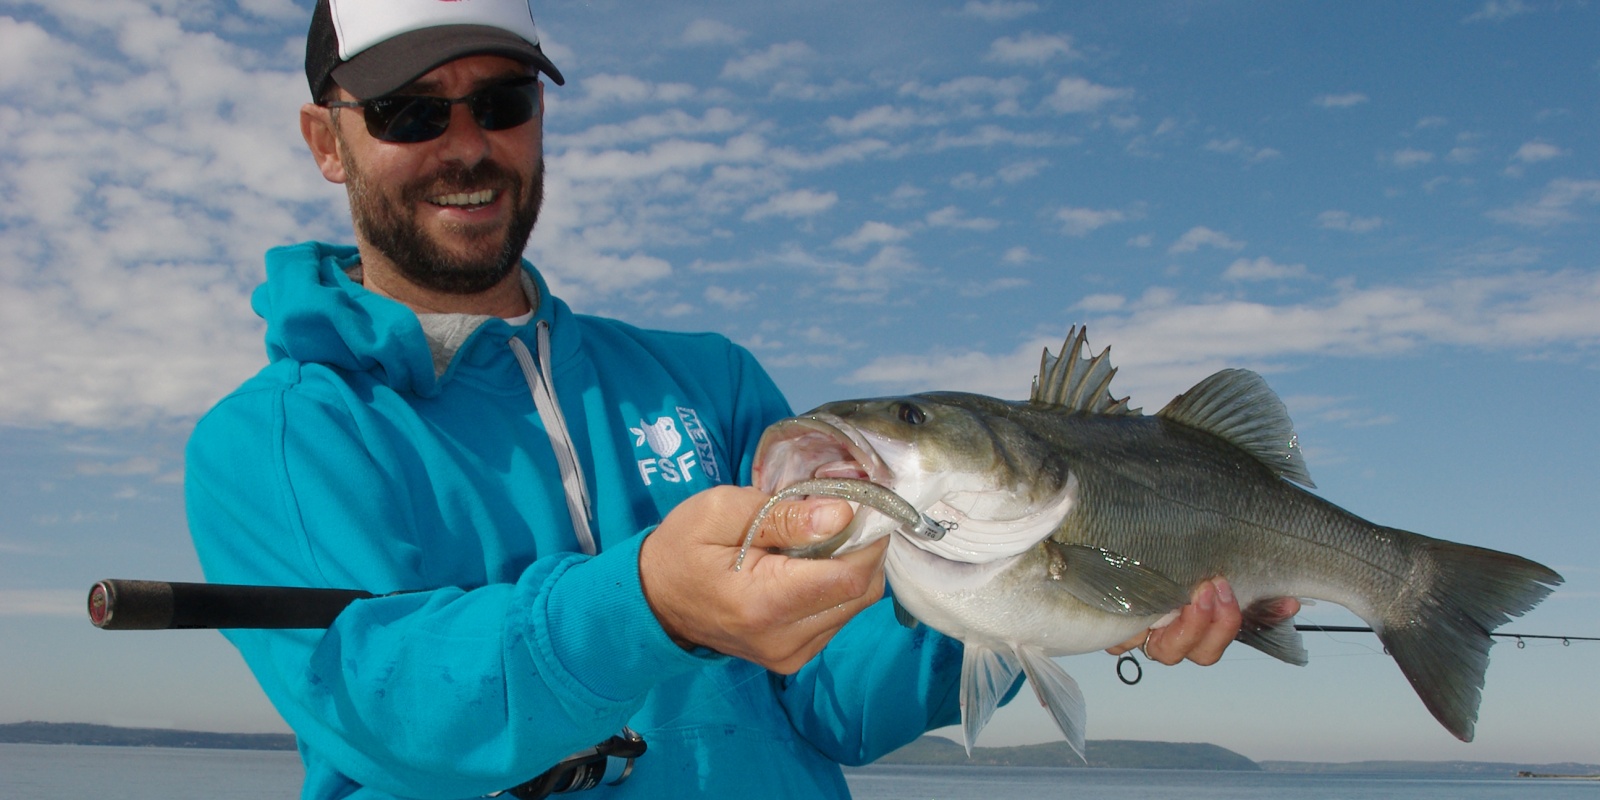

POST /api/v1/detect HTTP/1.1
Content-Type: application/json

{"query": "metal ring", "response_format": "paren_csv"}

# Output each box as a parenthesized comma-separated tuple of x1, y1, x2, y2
(1138, 629, 1155, 661)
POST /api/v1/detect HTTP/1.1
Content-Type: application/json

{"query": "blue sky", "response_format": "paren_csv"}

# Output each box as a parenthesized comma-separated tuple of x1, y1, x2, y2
(1, 0, 1597, 765)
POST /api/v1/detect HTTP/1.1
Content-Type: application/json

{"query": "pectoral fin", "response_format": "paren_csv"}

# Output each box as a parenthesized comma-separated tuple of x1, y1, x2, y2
(959, 645, 1025, 754)
(892, 597, 920, 629)
(1041, 541, 1190, 616)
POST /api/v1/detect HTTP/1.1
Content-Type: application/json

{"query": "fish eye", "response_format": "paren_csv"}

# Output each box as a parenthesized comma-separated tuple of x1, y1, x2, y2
(895, 402, 926, 426)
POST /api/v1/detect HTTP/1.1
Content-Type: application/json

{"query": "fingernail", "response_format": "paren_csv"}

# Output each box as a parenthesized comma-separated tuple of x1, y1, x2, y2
(809, 501, 846, 534)
(1195, 585, 1215, 611)
(1214, 578, 1235, 605)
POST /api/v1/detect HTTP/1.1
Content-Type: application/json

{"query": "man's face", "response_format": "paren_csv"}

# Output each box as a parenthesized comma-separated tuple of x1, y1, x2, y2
(329, 56, 545, 295)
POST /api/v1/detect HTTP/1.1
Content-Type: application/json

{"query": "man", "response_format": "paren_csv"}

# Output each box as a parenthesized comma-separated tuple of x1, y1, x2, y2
(187, 2, 1273, 797)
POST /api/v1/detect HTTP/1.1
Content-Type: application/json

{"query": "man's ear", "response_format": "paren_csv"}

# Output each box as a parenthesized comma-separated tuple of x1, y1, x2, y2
(300, 103, 348, 184)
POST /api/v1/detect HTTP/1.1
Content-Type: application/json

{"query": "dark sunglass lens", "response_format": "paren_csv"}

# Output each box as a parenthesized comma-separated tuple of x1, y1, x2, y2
(367, 97, 450, 143)
(472, 84, 538, 131)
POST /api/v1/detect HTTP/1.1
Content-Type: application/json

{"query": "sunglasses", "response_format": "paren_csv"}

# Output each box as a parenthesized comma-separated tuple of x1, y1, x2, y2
(323, 78, 541, 144)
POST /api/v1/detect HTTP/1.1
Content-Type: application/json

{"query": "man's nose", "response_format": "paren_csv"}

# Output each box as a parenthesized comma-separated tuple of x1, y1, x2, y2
(433, 102, 491, 166)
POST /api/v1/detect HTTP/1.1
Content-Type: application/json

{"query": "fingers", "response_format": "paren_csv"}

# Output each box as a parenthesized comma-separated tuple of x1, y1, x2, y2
(639, 485, 884, 674)
(1117, 578, 1242, 666)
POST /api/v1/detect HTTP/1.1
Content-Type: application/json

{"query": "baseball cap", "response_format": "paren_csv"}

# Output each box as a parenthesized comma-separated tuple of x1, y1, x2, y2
(306, 0, 566, 101)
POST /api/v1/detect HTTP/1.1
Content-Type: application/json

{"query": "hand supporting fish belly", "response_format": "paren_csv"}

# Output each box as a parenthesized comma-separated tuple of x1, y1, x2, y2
(749, 326, 1563, 762)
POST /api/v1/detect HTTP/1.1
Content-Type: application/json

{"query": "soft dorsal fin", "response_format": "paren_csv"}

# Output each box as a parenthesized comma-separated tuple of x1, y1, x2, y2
(1031, 326, 1141, 415)
(1157, 368, 1316, 488)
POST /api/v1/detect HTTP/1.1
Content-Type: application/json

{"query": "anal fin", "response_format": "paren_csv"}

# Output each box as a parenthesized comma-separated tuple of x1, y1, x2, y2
(1237, 598, 1307, 665)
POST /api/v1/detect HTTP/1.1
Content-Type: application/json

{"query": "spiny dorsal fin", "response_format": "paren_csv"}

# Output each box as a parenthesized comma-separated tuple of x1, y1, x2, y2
(1157, 368, 1316, 488)
(1031, 326, 1141, 415)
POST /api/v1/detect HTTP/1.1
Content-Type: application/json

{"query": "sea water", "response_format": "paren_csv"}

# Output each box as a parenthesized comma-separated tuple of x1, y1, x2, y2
(2, 743, 1596, 799)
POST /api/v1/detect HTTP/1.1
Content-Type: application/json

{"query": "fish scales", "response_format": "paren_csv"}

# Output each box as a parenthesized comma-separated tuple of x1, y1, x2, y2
(750, 326, 1562, 762)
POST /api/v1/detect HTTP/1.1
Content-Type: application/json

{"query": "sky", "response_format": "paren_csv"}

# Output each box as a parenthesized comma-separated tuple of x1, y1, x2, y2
(1, 0, 1597, 766)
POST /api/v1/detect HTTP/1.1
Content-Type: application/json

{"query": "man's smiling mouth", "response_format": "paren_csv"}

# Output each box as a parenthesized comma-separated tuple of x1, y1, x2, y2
(430, 189, 497, 208)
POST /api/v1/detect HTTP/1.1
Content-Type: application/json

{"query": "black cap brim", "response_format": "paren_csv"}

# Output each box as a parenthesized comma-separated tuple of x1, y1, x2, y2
(330, 24, 565, 100)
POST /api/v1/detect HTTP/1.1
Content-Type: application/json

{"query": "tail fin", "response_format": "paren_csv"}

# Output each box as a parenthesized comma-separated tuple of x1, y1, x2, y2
(1377, 536, 1562, 742)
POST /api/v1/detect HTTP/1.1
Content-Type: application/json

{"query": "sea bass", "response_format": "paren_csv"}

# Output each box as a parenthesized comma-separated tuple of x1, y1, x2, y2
(750, 327, 1562, 760)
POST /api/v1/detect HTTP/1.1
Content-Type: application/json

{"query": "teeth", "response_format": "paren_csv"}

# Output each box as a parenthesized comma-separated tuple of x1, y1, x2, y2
(432, 190, 495, 207)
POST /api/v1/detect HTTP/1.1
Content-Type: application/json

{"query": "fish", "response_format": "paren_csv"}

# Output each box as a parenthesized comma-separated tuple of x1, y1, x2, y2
(749, 326, 1563, 761)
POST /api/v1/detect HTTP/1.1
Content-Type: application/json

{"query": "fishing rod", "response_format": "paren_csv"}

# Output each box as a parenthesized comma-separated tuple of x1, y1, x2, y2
(1291, 624, 1600, 648)
(1097, 622, 1600, 686)
(90, 579, 1600, 647)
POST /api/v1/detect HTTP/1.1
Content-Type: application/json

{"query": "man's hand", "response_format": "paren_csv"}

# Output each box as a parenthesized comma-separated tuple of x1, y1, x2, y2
(639, 486, 886, 674)
(1105, 578, 1300, 666)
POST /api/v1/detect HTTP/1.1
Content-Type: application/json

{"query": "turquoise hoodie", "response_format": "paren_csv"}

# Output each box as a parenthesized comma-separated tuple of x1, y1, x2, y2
(185, 242, 963, 799)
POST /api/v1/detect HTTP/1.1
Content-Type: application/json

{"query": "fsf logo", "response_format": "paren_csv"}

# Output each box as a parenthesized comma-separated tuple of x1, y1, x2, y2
(629, 408, 723, 487)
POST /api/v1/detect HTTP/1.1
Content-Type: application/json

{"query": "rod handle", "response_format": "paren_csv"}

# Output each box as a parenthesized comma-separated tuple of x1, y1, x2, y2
(88, 579, 374, 630)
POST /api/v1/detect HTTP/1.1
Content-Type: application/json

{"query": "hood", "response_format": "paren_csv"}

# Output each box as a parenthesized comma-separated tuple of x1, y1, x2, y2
(252, 241, 555, 397)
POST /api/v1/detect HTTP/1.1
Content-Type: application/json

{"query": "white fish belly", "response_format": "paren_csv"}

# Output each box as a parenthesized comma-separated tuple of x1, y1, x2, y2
(886, 538, 1163, 655)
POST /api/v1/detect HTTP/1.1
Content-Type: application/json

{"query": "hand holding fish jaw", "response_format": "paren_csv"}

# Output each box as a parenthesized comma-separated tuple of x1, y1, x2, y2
(1103, 579, 1301, 666)
(639, 485, 889, 674)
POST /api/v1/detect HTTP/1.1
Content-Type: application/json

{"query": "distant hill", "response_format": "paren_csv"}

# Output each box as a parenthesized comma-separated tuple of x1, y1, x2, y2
(875, 735, 1260, 770)
(1261, 759, 1600, 777)
(0, 722, 296, 751)
(6, 723, 1596, 779)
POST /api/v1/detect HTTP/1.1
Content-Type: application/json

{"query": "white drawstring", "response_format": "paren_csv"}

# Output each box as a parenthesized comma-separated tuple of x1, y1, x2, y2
(509, 322, 597, 555)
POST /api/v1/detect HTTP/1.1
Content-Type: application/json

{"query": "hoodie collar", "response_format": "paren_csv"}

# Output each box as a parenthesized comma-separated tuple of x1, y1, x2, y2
(255, 241, 564, 397)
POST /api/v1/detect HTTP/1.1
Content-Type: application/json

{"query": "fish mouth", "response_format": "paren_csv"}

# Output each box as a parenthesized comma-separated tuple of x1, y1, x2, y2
(752, 413, 892, 494)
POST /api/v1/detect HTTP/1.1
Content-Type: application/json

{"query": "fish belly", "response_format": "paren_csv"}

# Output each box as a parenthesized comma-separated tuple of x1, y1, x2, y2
(885, 538, 1162, 655)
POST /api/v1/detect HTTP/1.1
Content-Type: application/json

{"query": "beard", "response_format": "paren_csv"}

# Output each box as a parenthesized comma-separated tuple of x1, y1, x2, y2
(341, 140, 544, 296)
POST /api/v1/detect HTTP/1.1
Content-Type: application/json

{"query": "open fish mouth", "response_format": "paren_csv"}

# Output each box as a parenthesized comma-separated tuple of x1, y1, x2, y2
(752, 413, 893, 494)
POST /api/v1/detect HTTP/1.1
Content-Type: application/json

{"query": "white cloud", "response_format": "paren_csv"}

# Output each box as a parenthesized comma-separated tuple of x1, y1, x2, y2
(1223, 257, 1312, 282)
(1391, 148, 1436, 168)
(834, 222, 911, 252)
(551, 108, 745, 148)
(1056, 207, 1128, 237)
(0, 589, 83, 618)
(926, 206, 1001, 231)
(959, 1, 1041, 22)
(1488, 179, 1600, 228)
(997, 159, 1049, 183)
(986, 33, 1077, 64)
(1318, 210, 1384, 233)
(1168, 226, 1245, 254)
(1314, 92, 1369, 108)
(902, 75, 1024, 105)
(721, 42, 814, 82)
(1511, 141, 1566, 164)
(1002, 246, 1035, 265)
(0, 3, 338, 428)
(744, 188, 838, 221)
(1042, 76, 1130, 114)
(563, 74, 697, 112)
(840, 270, 1600, 403)
(682, 19, 747, 46)
(704, 285, 753, 309)
(1464, 0, 1533, 23)
(825, 105, 929, 136)
(1205, 138, 1281, 163)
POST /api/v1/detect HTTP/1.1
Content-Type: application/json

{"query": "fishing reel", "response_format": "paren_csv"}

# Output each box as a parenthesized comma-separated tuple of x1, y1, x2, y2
(495, 728, 647, 799)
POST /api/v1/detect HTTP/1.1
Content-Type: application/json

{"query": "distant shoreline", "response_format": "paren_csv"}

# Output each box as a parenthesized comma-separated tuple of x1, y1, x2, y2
(4, 724, 1597, 778)
(0, 722, 296, 752)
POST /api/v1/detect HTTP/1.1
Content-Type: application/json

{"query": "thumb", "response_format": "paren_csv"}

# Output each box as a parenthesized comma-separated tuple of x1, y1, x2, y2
(749, 497, 854, 553)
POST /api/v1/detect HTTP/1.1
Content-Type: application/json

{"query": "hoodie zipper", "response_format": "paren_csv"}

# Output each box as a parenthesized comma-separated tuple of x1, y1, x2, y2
(508, 321, 597, 555)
